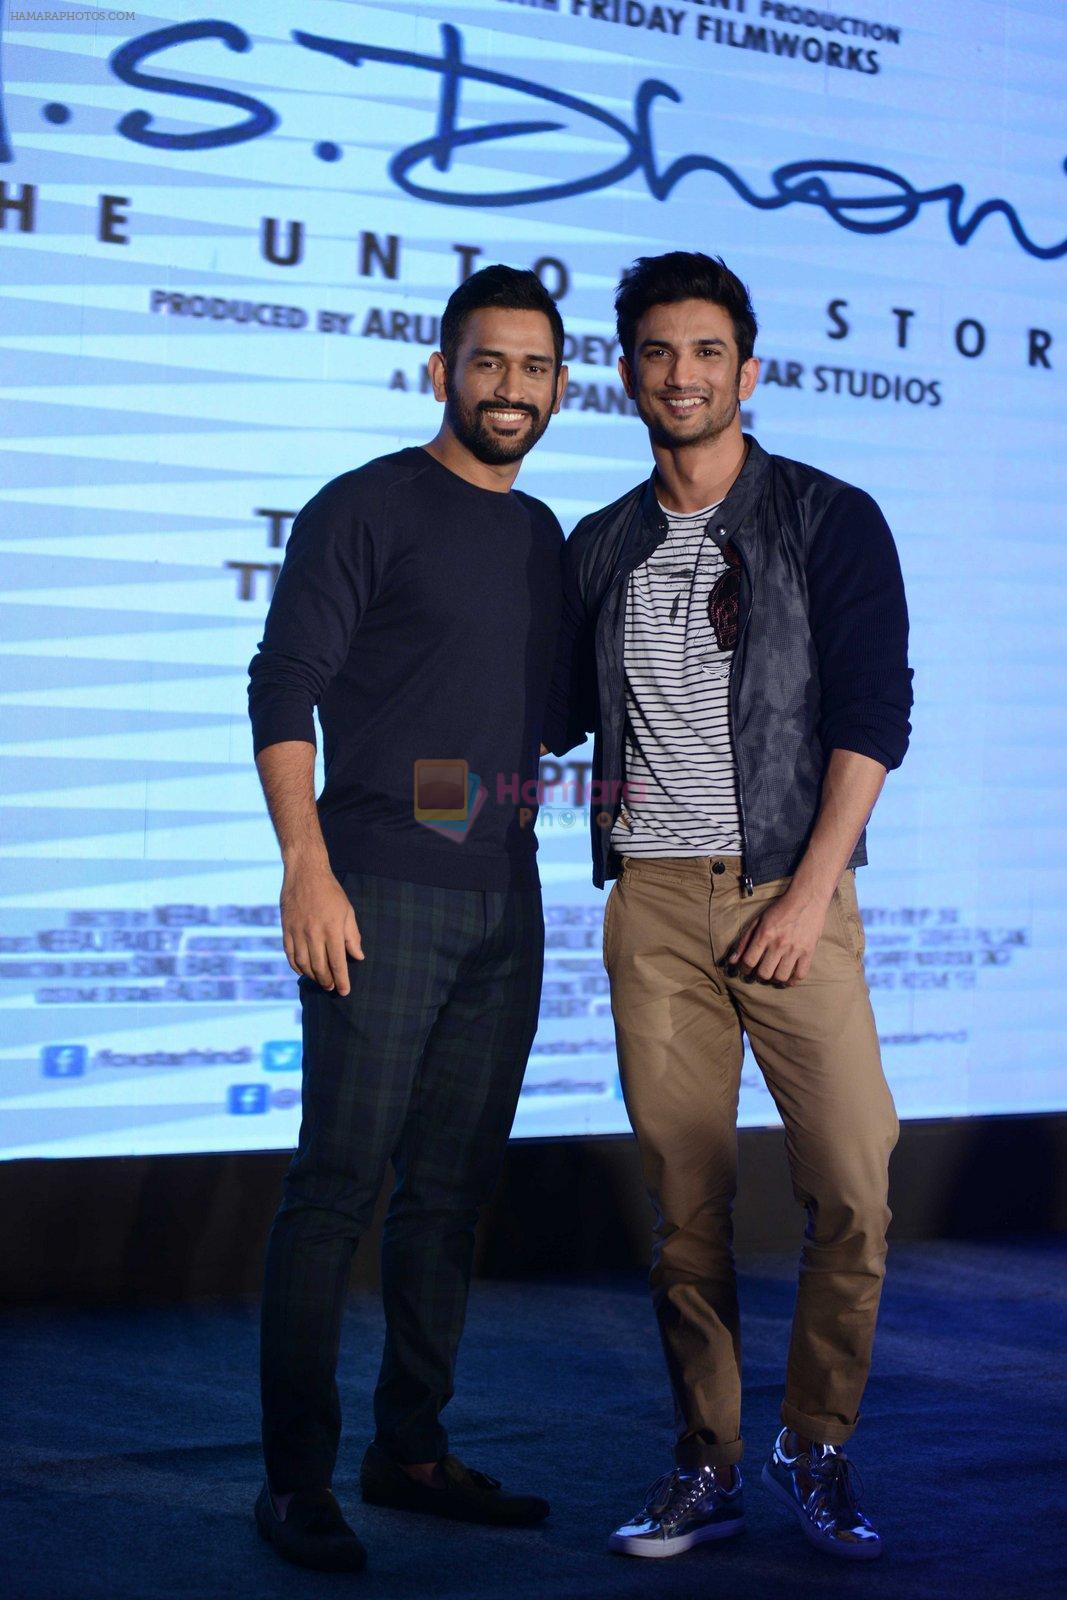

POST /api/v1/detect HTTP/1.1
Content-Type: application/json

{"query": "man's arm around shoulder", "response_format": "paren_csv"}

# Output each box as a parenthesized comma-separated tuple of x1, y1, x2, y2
(541, 520, 597, 757)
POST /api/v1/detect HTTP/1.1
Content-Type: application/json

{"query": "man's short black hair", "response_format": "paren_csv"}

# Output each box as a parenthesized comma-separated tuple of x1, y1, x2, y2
(615, 252, 758, 367)
(440, 264, 565, 371)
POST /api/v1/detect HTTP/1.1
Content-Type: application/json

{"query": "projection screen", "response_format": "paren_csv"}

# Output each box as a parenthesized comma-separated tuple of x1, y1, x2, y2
(0, 0, 1063, 1155)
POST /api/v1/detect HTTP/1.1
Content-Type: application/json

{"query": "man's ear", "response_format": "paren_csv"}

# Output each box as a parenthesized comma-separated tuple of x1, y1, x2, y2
(552, 364, 570, 415)
(618, 354, 635, 399)
(739, 355, 760, 402)
(426, 350, 448, 403)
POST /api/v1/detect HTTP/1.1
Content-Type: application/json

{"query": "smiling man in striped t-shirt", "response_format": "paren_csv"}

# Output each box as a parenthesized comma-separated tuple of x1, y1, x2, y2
(542, 252, 912, 1564)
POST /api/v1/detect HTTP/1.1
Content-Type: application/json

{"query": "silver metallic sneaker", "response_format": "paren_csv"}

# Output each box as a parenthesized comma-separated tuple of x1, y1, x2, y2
(761, 1428, 882, 1560)
(608, 1464, 745, 1558)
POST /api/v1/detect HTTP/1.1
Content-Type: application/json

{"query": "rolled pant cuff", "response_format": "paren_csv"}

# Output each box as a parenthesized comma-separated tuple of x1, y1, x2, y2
(779, 1401, 857, 1447)
(675, 1435, 744, 1470)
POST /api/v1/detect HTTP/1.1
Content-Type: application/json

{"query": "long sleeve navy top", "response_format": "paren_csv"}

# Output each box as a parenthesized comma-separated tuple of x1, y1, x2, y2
(247, 447, 563, 891)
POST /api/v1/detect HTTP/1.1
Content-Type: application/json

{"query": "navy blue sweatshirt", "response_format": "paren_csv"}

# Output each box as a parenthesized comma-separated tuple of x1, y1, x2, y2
(247, 447, 563, 891)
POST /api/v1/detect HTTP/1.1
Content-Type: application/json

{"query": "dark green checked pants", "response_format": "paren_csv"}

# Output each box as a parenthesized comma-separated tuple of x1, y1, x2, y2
(260, 869, 545, 1493)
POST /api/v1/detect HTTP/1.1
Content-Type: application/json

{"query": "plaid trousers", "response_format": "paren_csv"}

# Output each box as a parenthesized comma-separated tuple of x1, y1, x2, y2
(260, 869, 544, 1492)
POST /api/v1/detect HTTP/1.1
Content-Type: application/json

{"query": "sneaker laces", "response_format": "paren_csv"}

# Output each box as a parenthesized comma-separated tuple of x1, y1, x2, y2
(809, 1450, 866, 1518)
(644, 1467, 716, 1521)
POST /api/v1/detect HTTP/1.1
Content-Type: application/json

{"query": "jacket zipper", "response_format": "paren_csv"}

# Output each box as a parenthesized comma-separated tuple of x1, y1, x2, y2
(724, 526, 754, 896)
(599, 523, 666, 852)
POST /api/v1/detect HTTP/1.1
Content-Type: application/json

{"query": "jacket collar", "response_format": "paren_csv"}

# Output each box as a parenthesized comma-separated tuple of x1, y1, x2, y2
(637, 432, 770, 553)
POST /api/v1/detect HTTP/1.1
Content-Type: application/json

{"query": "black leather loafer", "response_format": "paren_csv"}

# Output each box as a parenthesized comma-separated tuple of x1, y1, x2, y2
(360, 1442, 549, 1526)
(255, 1482, 368, 1571)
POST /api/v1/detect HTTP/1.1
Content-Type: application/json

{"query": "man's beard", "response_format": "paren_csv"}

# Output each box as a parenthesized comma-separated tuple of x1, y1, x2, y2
(444, 381, 550, 465)
(640, 387, 740, 450)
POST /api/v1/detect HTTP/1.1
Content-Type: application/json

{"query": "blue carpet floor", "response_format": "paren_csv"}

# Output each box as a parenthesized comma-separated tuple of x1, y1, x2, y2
(2, 1235, 1063, 1600)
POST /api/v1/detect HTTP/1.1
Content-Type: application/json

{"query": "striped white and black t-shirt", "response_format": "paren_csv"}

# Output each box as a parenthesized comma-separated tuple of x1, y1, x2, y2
(611, 499, 743, 858)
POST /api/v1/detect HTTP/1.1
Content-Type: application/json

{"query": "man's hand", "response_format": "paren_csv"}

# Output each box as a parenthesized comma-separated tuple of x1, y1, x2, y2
(728, 886, 832, 986)
(727, 748, 887, 985)
(280, 862, 364, 994)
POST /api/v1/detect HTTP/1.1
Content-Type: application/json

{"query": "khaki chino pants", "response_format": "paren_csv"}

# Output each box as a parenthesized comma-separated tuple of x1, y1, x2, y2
(603, 854, 899, 1468)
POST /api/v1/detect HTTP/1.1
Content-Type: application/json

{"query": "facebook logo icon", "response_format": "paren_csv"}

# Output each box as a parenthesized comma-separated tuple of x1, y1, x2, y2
(42, 1045, 87, 1077)
(228, 1084, 268, 1115)
(262, 1040, 301, 1072)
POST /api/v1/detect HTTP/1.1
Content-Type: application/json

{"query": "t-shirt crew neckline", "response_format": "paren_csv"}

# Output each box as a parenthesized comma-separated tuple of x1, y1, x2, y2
(417, 444, 521, 502)
(656, 498, 723, 519)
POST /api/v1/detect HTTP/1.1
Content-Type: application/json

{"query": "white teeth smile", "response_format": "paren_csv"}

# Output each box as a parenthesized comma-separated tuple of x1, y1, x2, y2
(664, 397, 705, 412)
(487, 411, 527, 423)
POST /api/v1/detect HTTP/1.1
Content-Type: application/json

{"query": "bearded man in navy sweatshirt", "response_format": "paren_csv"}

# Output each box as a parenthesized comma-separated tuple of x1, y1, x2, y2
(247, 266, 568, 1573)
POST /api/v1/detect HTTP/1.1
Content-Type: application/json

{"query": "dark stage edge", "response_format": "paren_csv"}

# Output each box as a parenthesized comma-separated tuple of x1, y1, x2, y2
(5, 1112, 1066, 1304)
(2, 1235, 1063, 1600)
